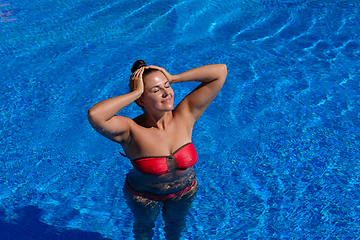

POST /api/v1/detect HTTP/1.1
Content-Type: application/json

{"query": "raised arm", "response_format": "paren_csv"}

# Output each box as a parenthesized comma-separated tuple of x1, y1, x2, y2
(87, 68, 145, 142)
(154, 64, 227, 123)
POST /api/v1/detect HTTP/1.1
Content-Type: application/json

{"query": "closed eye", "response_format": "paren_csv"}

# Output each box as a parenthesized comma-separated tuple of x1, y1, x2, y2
(151, 82, 169, 92)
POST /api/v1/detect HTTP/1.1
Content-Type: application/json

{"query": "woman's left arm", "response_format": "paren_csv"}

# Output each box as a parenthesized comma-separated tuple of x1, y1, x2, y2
(170, 64, 227, 123)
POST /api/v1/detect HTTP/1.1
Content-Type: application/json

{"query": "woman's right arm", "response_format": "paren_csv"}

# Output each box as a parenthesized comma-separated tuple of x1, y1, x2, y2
(87, 68, 144, 142)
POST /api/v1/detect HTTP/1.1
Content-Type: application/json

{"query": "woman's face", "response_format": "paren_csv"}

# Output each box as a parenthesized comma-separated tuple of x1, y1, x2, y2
(140, 71, 174, 112)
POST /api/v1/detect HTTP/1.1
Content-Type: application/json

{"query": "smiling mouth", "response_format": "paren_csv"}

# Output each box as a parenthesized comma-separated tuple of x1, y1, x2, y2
(162, 98, 172, 103)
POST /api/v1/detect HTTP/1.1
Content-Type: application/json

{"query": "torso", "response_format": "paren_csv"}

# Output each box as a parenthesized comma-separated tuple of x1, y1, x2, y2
(120, 110, 196, 194)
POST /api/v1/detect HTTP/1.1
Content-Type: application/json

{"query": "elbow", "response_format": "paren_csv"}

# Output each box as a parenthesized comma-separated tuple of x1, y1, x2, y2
(219, 64, 227, 81)
(87, 108, 104, 130)
(87, 107, 98, 124)
(222, 64, 227, 75)
(87, 107, 111, 126)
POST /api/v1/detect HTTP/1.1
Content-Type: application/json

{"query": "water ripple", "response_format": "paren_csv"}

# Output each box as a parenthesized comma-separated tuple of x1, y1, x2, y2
(2, 0, 360, 239)
(337, 1, 358, 8)
(307, 0, 330, 8)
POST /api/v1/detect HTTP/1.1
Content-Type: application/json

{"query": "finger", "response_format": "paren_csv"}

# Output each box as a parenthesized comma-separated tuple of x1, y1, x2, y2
(131, 67, 144, 78)
(136, 67, 144, 75)
(134, 68, 144, 79)
(146, 65, 162, 70)
(135, 67, 144, 72)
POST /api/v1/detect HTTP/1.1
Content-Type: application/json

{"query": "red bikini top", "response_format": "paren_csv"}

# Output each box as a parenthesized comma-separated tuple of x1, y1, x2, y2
(129, 143, 197, 176)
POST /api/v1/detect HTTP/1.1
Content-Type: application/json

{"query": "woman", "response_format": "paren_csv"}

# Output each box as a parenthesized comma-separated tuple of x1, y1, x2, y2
(88, 60, 227, 239)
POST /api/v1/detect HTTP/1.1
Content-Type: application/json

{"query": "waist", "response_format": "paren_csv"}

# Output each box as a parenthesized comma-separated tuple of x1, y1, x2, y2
(126, 167, 196, 195)
(125, 177, 197, 201)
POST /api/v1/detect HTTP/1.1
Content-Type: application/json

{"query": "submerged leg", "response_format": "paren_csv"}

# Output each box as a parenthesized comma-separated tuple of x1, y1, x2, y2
(123, 184, 164, 240)
(162, 181, 198, 240)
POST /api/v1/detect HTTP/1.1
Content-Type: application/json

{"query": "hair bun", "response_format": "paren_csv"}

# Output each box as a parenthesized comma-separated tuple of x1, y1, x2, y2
(131, 60, 146, 73)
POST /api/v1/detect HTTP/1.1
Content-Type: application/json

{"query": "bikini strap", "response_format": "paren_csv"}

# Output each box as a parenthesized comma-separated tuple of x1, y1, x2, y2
(119, 152, 127, 158)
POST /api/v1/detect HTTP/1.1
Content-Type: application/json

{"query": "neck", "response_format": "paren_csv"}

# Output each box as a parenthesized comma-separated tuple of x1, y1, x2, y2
(143, 110, 173, 130)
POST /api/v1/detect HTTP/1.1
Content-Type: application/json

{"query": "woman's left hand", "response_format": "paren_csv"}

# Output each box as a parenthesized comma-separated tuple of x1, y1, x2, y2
(145, 65, 174, 83)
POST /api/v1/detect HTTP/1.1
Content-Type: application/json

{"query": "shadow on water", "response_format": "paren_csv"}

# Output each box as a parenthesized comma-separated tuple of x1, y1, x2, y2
(0, 206, 111, 240)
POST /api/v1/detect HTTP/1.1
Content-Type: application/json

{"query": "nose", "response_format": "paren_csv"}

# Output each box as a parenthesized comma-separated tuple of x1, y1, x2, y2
(162, 88, 170, 97)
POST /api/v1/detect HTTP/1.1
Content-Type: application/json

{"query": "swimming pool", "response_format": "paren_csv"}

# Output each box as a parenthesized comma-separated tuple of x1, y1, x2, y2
(1, 0, 360, 239)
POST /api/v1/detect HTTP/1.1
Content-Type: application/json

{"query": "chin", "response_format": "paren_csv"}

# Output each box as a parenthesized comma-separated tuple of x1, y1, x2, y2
(164, 106, 174, 111)
(162, 102, 174, 110)
(168, 103, 174, 110)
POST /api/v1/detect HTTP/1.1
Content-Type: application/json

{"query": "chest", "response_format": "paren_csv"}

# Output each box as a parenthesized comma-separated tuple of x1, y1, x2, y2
(130, 142, 198, 176)
(125, 120, 192, 159)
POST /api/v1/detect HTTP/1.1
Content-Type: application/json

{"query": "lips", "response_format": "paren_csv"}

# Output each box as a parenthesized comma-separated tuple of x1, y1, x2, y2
(162, 98, 172, 103)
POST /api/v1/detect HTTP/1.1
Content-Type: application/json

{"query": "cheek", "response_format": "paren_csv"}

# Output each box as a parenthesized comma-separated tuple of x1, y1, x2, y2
(144, 93, 161, 103)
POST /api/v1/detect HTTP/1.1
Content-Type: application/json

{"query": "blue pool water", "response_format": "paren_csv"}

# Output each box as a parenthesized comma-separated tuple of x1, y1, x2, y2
(1, 0, 360, 239)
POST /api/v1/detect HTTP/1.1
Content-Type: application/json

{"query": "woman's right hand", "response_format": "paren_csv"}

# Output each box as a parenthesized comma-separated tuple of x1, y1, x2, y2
(130, 67, 145, 94)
